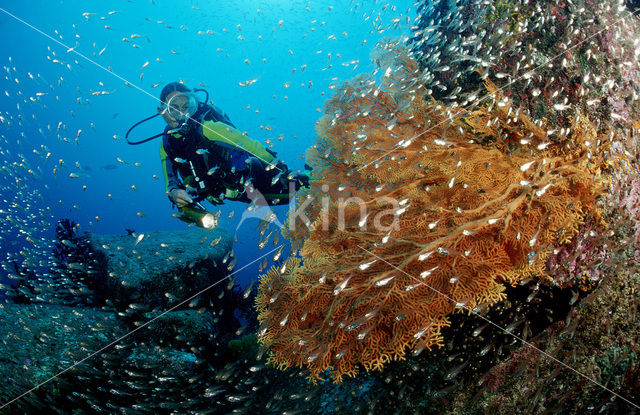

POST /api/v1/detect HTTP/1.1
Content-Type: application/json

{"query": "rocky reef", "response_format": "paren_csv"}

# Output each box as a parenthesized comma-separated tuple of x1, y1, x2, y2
(254, 0, 640, 412)
(0, 222, 266, 413)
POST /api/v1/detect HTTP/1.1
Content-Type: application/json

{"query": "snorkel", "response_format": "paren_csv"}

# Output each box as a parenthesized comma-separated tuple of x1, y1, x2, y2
(125, 87, 209, 145)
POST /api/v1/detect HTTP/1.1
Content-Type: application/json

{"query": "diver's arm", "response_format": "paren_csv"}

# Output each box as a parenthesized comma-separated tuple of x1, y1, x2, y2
(201, 120, 276, 164)
(160, 143, 182, 191)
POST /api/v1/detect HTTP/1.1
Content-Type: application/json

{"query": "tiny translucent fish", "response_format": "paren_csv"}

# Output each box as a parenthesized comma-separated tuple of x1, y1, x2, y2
(333, 276, 351, 295)
(273, 245, 284, 261)
(227, 257, 237, 271)
(207, 166, 219, 175)
(375, 275, 395, 287)
(358, 213, 370, 227)
(238, 78, 258, 87)
(357, 328, 370, 340)
(403, 283, 419, 291)
(358, 260, 375, 270)
(242, 281, 254, 299)
(395, 205, 409, 215)
(270, 172, 283, 185)
(418, 250, 433, 261)
(519, 160, 535, 172)
(413, 323, 433, 339)
(535, 183, 551, 197)
(196, 148, 209, 155)
(174, 157, 187, 163)
(473, 325, 487, 337)
(446, 362, 468, 380)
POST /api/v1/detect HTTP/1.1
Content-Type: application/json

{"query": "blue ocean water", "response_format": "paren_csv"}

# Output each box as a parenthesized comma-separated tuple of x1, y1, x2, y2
(0, 0, 415, 287)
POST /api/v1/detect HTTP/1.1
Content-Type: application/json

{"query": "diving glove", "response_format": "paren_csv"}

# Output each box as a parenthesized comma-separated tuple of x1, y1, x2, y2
(169, 188, 193, 208)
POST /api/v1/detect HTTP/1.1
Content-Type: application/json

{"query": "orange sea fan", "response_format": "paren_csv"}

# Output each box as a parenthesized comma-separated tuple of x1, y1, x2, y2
(256, 45, 609, 382)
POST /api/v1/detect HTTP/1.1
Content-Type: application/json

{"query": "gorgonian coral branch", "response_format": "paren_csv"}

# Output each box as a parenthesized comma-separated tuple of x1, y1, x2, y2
(256, 44, 611, 382)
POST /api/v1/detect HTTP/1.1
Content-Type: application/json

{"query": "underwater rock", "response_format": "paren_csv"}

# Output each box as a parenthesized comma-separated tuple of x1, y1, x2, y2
(450, 270, 640, 414)
(0, 303, 124, 405)
(125, 346, 199, 378)
(89, 228, 233, 309)
(141, 309, 216, 349)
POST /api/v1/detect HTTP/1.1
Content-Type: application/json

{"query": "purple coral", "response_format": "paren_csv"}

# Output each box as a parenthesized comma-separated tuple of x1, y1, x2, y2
(620, 176, 640, 248)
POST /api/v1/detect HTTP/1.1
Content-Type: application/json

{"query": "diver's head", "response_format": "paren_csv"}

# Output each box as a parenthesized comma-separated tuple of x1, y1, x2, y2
(158, 82, 198, 129)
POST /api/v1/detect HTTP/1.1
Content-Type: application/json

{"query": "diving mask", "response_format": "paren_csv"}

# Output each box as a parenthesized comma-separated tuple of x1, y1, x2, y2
(162, 92, 198, 122)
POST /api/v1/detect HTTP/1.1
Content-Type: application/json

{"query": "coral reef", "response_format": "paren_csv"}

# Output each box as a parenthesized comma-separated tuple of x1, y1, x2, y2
(255, 0, 640, 391)
(255, 41, 614, 381)
(450, 266, 640, 414)
(409, 0, 640, 133)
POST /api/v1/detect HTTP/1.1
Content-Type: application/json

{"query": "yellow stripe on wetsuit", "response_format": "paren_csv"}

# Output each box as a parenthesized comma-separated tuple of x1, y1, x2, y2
(201, 121, 275, 165)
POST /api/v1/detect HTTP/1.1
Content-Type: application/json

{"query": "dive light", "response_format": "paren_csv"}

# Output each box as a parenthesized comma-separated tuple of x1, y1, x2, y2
(177, 203, 218, 230)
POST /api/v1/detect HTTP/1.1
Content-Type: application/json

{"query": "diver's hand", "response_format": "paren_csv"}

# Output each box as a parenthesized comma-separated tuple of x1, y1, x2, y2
(169, 188, 193, 208)
(293, 171, 311, 189)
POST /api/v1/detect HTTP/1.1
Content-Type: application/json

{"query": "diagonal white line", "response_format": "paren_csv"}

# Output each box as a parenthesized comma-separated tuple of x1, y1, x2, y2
(358, 245, 640, 410)
(356, 7, 640, 172)
(0, 6, 284, 172)
(0, 243, 283, 410)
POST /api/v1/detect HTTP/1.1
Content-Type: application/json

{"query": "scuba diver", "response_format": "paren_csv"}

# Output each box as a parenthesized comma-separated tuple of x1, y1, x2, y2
(126, 82, 310, 228)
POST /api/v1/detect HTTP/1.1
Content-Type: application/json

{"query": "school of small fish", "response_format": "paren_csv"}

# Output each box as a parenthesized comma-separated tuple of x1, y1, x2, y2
(0, 1, 421, 412)
(0, 0, 639, 412)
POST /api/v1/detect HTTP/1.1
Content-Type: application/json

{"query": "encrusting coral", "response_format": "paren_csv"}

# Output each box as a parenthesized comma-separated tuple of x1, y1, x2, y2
(256, 42, 612, 382)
